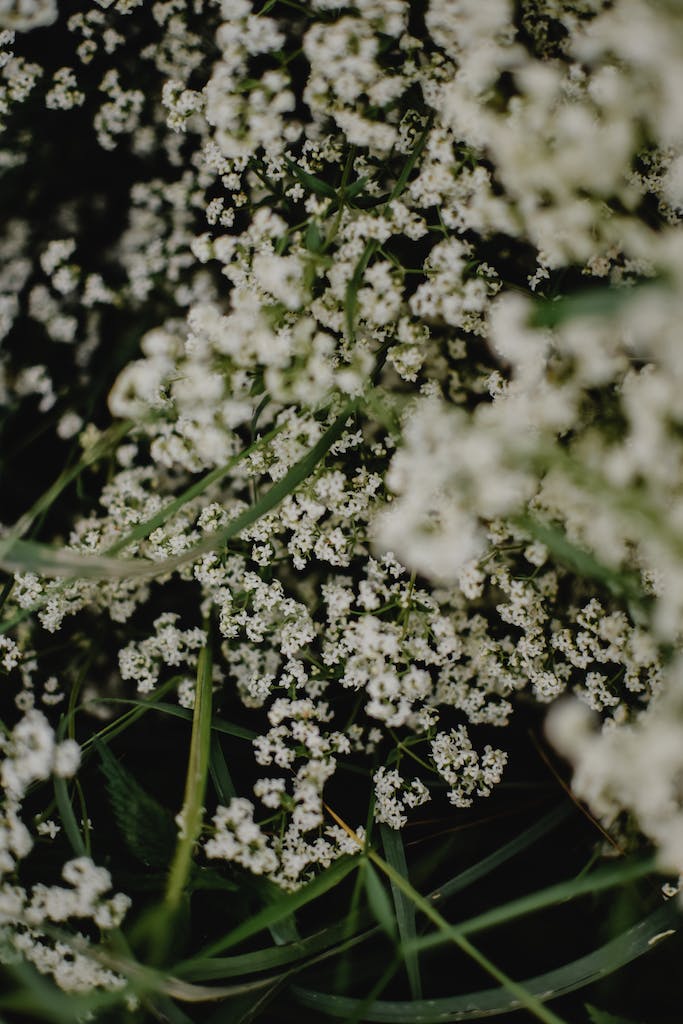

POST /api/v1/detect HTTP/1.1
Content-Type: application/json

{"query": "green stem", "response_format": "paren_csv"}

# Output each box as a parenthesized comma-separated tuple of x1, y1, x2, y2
(366, 847, 570, 1024)
(165, 637, 213, 912)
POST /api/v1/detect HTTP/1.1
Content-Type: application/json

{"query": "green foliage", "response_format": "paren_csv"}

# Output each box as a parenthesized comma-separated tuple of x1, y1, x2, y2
(364, 860, 398, 941)
(380, 825, 422, 998)
(586, 1006, 645, 1024)
(97, 740, 176, 869)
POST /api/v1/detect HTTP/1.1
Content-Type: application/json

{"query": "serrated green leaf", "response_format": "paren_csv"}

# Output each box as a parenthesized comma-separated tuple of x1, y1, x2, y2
(96, 740, 176, 869)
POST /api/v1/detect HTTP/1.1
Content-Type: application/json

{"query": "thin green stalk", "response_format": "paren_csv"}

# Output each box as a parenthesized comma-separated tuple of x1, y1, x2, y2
(324, 805, 568, 1024)
(0, 402, 357, 591)
(367, 846, 569, 1024)
(165, 636, 214, 912)
(0, 419, 133, 562)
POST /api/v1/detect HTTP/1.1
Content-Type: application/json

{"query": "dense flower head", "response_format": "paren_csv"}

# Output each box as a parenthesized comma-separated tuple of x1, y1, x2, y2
(0, 0, 682, 1000)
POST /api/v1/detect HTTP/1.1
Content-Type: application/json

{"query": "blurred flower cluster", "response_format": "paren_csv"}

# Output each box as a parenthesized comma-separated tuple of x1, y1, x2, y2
(0, 0, 682, 995)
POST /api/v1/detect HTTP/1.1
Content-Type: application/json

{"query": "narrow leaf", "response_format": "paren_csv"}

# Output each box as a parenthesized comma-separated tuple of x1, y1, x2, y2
(381, 825, 422, 998)
(0, 403, 357, 584)
(53, 776, 86, 857)
(197, 855, 360, 958)
(365, 861, 398, 940)
(292, 903, 678, 1022)
(429, 804, 572, 907)
(285, 158, 337, 198)
(165, 638, 214, 910)
(413, 857, 656, 950)
(586, 1006, 646, 1024)
(209, 733, 236, 804)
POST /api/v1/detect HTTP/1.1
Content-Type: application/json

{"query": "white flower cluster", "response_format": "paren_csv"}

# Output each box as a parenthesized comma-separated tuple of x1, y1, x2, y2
(1, 0, 683, 983)
(0, 708, 128, 992)
(547, 659, 683, 884)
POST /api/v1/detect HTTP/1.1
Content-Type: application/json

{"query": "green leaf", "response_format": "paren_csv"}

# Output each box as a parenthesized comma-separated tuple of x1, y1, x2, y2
(180, 807, 573, 984)
(585, 1005, 645, 1024)
(96, 740, 176, 869)
(285, 158, 337, 198)
(0, 402, 358, 587)
(345, 175, 369, 199)
(144, 995, 195, 1024)
(429, 804, 572, 906)
(209, 733, 236, 804)
(188, 866, 239, 893)
(53, 776, 86, 858)
(529, 283, 659, 328)
(175, 910, 370, 981)
(365, 861, 398, 940)
(365, 848, 568, 1024)
(381, 825, 422, 998)
(412, 857, 656, 951)
(345, 238, 379, 342)
(165, 639, 214, 913)
(197, 855, 360, 958)
(86, 697, 257, 741)
(292, 903, 678, 1022)
(0, 418, 133, 563)
(517, 515, 644, 604)
(79, 675, 185, 755)
(304, 220, 324, 253)
(204, 981, 284, 1024)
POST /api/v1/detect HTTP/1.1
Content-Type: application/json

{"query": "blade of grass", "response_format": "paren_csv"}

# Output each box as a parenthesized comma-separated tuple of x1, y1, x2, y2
(165, 636, 214, 913)
(179, 807, 571, 983)
(428, 803, 572, 906)
(105, 421, 285, 556)
(176, 910, 371, 980)
(291, 902, 678, 1022)
(209, 733, 236, 803)
(0, 401, 358, 585)
(52, 777, 85, 856)
(78, 675, 186, 755)
(365, 860, 398, 940)
(410, 857, 656, 954)
(344, 952, 404, 1024)
(53, 716, 87, 856)
(196, 855, 360, 959)
(381, 824, 422, 998)
(516, 515, 644, 605)
(324, 804, 568, 1024)
(0, 419, 133, 562)
(81, 697, 257, 741)
(529, 282, 658, 328)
